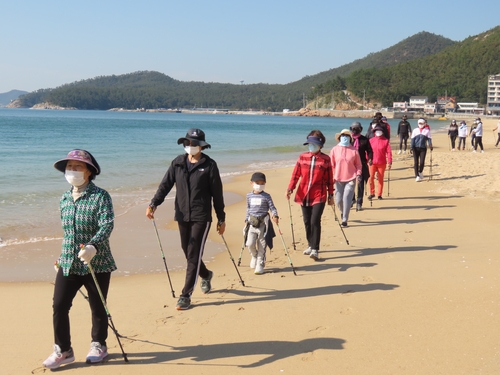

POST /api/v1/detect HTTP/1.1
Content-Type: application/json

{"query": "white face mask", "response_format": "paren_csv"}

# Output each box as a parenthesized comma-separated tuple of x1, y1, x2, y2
(65, 170, 86, 186)
(184, 146, 201, 155)
(308, 144, 320, 153)
(253, 183, 265, 192)
(418, 123, 425, 128)
(375, 131, 383, 137)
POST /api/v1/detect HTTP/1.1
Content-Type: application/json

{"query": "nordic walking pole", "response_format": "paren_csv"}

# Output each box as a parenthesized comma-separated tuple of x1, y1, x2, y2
(275, 223, 297, 276)
(151, 217, 176, 298)
(80, 248, 129, 363)
(220, 235, 245, 286)
(237, 224, 249, 267)
(428, 149, 433, 182)
(331, 205, 349, 245)
(287, 199, 297, 250)
(387, 168, 390, 197)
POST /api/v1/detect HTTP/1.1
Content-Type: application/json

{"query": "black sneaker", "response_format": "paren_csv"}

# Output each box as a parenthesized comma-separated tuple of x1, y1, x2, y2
(176, 296, 191, 310)
(368, 195, 375, 200)
(341, 222, 348, 227)
(200, 270, 213, 294)
(378, 196, 383, 200)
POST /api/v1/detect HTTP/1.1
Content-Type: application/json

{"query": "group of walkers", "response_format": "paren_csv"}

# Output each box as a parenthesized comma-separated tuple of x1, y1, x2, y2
(44, 113, 496, 369)
(447, 117, 494, 153)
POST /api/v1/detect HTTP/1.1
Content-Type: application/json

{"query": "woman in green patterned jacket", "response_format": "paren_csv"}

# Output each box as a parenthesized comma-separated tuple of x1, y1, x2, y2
(43, 149, 116, 370)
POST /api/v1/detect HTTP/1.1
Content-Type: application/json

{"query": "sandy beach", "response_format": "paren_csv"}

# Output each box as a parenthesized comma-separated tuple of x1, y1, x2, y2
(2, 118, 500, 374)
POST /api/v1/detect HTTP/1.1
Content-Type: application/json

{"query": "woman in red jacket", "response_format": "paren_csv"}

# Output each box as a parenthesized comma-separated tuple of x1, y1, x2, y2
(287, 130, 334, 261)
(368, 125, 392, 200)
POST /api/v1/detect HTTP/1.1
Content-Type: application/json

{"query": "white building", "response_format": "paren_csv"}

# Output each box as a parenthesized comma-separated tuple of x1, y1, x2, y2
(456, 102, 484, 114)
(487, 74, 500, 116)
(424, 103, 437, 114)
(409, 96, 428, 111)
(393, 101, 408, 110)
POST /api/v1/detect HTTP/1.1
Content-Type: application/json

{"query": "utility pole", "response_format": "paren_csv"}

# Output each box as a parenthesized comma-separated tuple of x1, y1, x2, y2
(363, 89, 366, 110)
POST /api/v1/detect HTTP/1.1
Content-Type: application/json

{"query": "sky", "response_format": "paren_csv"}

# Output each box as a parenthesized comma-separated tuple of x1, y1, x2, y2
(1, 0, 499, 93)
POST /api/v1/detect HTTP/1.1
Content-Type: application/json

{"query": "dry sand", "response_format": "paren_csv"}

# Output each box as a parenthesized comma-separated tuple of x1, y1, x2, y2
(2, 119, 500, 374)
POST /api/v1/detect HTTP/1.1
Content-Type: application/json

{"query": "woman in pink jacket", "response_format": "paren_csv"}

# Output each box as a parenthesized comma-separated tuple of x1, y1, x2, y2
(368, 125, 392, 200)
(330, 129, 362, 227)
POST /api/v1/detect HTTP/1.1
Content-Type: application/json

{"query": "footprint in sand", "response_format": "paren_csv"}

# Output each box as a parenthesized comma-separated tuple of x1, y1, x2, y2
(156, 316, 174, 325)
(340, 307, 354, 315)
(362, 276, 373, 282)
(308, 326, 328, 334)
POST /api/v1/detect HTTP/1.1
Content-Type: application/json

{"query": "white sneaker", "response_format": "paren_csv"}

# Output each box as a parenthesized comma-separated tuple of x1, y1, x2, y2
(397, 150, 402, 155)
(86, 342, 108, 364)
(419, 172, 424, 179)
(452, 148, 456, 152)
(416, 176, 422, 182)
(250, 256, 257, 269)
(481, 150, 484, 153)
(254, 258, 265, 275)
(309, 249, 319, 261)
(303, 247, 312, 255)
(43, 345, 75, 369)
(403, 150, 407, 154)
(472, 150, 477, 153)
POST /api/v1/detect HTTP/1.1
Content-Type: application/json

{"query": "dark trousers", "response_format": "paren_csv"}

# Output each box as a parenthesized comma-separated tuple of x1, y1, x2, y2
(458, 137, 466, 149)
(474, 136, 483, 151)
(178, 221, 211, 298)
(399, 135, 409, 151)
(301, 202, 325, 251)
(450, 135, 457, 149)
(413, 147, 427, 176)
(496, 134, 500, 147)
(53, 268, 111, 352)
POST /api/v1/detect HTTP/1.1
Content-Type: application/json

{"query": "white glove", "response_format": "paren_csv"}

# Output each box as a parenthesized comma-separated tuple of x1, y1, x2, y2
(78, 245, 96, 264)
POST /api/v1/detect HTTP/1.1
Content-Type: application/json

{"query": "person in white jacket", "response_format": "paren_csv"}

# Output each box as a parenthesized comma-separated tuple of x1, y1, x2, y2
(472, 118, 484, 153)
(458, 121, 468, 150)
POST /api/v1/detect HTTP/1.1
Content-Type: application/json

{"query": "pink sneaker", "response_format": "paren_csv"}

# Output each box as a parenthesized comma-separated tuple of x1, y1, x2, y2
(86, 341, 108, 364)
(43, 345, 75, 369)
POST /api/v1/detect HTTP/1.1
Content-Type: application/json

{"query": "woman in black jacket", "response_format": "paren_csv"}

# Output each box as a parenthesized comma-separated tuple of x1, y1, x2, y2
(350, 121, 373, 211)
(146, 128, 226, 311)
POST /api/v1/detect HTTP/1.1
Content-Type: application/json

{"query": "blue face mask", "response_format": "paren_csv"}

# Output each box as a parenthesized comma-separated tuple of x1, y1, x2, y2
(339, 136, 350, 147)
(308, 143, 320, 153)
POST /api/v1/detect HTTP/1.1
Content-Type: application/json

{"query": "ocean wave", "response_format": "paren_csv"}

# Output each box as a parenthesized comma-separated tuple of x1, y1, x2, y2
(0, 236, 63, 247)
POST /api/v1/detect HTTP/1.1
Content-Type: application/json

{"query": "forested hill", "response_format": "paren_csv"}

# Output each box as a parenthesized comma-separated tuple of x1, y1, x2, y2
(0, 90, 28, 106)
(343, 26, 500, 106)
(290, 31, 456, 93)
(15, 30, 465, 111)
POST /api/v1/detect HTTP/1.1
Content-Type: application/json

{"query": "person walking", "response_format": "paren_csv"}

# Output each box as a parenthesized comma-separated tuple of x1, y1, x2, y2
(244, 172, 279, 275)
(448, 119, 459, 151)
(410, 118, 433, 182)
(368, 125, 392, 199)
(330, 129, 362, 227)
(350, 121, 373, 211)
(493, 119, 500, 147)
(397, 115, 412, 154)
(469, 121, 477, 150)
(287, 130, 334, 261)
(43, 150, 116, 369)
(458, 121, 468, 151)
(472, 117, 484, 153)
(146, 128, 226, 310)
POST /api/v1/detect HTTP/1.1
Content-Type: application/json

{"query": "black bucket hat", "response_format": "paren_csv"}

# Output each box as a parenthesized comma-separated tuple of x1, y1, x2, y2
(177, 128, 211, 148)
(251, 172, 266, 183)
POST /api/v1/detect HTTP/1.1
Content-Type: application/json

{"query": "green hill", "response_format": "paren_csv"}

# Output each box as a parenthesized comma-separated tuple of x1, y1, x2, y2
(343, 26, 500, 106)
(0, 90, 28, 106)
(17, 31, 459, 111)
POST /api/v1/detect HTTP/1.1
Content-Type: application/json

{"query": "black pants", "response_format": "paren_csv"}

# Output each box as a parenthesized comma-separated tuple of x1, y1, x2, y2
(474, 136, 483, 151)
(413, 147, 427, 176)
(178, 221, 211, 298)
(458, 137, 466, 149)
(450, 135, 457, 149)
(399, 135, 409, 151)
(53, 268, 111, 352)
(496, 134, 500, 147)
(301, 202, 325, 251)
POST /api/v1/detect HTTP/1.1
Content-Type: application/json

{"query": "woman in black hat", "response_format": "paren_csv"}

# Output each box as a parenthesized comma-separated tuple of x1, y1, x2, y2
(43, 149, 116, 369)
(146, 128, 226, 310)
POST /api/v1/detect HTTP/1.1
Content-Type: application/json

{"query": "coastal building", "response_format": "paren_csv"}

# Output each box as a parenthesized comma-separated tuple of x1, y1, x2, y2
(424, 103, 437, 114)
(456, 102, 484, 114)
(437, 96, 456, 113)
(487, 74, 500, 116)
(393, 101, 408, 111)
(409, 96, 428, 111)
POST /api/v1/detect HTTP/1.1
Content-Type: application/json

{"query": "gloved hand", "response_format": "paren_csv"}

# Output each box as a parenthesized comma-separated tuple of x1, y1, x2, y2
(78, 245, 96, 264)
